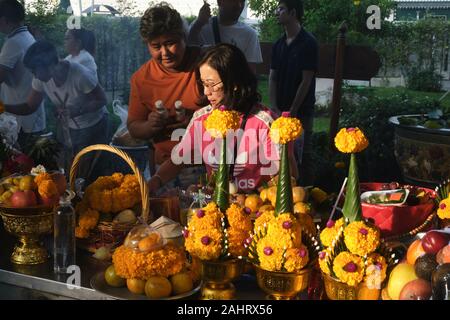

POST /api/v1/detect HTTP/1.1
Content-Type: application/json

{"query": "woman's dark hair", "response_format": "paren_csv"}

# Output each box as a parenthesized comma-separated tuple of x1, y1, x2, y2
(0, 0, 25, 24)
(139, 2, 186, 42)
(24, 40, 59, 70)
(279, 0, 304, 21)
(197, 43, 261, 114)
(69, 28, 96, 56)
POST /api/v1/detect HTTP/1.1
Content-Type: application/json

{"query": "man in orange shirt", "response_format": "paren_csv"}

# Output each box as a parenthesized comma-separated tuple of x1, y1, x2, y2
(127, 4, 203, 187)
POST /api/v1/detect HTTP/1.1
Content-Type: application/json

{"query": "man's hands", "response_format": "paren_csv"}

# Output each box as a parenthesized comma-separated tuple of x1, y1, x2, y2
(194, 1, 211, 28)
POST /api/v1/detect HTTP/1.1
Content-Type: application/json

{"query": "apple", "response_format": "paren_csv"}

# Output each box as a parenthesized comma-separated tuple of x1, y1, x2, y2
(399, 279, 432, 300)
(10, 190, 37, 208)
(387, 263, 418, 300)
(421, 231, 450, 255)
(50, 172, 67, 196)
(23, 190, 37, 206)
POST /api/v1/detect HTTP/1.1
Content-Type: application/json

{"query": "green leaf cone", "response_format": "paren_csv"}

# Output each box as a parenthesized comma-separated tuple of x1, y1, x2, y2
(213, 137, 229, 213)
(342, 153, 362, 222)
(275, 144, 293, 215)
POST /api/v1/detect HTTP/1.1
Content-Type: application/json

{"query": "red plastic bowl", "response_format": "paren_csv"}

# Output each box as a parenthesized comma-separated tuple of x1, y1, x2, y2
(360, 183, 436, 238)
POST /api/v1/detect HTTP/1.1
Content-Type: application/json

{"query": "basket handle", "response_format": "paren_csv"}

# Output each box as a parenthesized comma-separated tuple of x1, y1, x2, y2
(69, 144, 150, 222)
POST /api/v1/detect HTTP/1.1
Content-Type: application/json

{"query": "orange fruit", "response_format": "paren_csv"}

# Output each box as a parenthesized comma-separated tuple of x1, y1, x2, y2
(145, 276, 172, 298)
(267, 186, 277, 206)
(170, 272, 194, 295)
(406, 239, 426, 265)
(127, 278, 146, 294)
(292, 187, 306, 203)
(244, 194, 263, 213)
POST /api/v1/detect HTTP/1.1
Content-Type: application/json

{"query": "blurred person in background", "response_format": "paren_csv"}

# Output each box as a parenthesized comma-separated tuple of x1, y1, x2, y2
(0, 0, 46, 149)
(188, 0, 262, 72)
(64, 28, 98, 78)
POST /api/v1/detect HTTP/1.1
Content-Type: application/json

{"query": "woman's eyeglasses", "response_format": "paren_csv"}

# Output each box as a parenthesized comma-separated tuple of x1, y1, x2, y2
(197, 80, 223, 92)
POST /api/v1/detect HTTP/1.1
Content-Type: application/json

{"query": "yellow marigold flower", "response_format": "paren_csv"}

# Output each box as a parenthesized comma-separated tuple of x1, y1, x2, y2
(318, 250, 332, 275)
(75, 226, 90, 239)
(310, 187, 328, 204)
(257, 237, 284, 272)
(37, 179, 58, 199)
(333, 251, 365, 287)
(112, 243, 185, 279)
(204, 108, 240, 138)
(266, 213, 302, 248)
(284, 245, 309, 273)
(344, 221, 380, 256)
(188, 205, 223, 232)
(364, 253, 387, 288)
(334, 127, 369, 153)
(78, 208, 100, 230)
(227, 227, 250, 257)
(320, 218, 344, 247)
(226, 203, 253, 232)
(437, 197, 450, 220)
(254, 210, 274, 232)
(270, 115, 303, 144)
(185, 227, 223, 261)
(34, 172, 52, 186)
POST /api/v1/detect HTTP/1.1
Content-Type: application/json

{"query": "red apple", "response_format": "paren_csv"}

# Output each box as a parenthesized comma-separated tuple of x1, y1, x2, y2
(10, 190, 37, 208)
(422, 231, 450, 255)
(399, 279, 432, 300)
(50, 172, 67, 196)
(23, 190, 37, 206)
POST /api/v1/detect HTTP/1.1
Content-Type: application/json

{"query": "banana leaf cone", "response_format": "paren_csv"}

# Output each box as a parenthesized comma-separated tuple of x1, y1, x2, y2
(213, 137, 229, 213)
(342, 153, 363, 222)
(275, 143, 293, 216)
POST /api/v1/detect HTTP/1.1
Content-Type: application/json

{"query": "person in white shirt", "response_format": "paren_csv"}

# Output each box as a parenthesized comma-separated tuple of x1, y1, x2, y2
(4, 40, 109, 175)
(188, 0, 262, 72)
(0, 0, 46, 148)
(64, 28, 98, 78)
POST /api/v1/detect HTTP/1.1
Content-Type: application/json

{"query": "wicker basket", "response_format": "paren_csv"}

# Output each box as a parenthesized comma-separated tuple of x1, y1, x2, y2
(70, 144, 150, 252)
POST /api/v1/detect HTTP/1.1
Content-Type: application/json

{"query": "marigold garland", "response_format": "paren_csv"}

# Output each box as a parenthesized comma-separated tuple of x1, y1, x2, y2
(75, 208, 100, 239)
(256, 237, 284, 272)
(270, 115, 303, 144)
(332, 251, 365, 287)
(318, 249, 332, 275)
(204, 107, 241, 138)
(334, 127, 369, 153)
(437, 197, 450, 220)
(84, 173, 140, 213)
(344, 221, 380, 256)
(112, 243, 186, 279)
(37, 179, 58, 199)
(185, 227, 223, 260)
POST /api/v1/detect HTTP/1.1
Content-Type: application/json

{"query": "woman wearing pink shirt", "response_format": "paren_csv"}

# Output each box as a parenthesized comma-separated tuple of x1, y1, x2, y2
(147, 43, 298, 194)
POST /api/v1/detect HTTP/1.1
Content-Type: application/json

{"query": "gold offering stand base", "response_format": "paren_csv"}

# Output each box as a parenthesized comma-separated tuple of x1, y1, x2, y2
(197, 258, 245, 300)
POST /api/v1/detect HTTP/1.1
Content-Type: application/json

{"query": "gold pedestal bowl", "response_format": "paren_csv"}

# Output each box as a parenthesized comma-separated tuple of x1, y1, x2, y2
(254, 265, 313, 300)
(322, 273, 381, 300)
(0, 205, 54, 265)
(197, 258, 245, 300)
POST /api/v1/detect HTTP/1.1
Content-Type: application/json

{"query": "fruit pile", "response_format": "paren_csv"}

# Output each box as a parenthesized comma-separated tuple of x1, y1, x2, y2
(104, 264, 199, 299)
(0, 170, 66, 208)
(384, 229, 450, 300)
(231, 181, 317, 236)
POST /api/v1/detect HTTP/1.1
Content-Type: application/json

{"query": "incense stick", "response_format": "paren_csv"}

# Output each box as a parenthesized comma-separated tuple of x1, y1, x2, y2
(329, 177, 348, 222)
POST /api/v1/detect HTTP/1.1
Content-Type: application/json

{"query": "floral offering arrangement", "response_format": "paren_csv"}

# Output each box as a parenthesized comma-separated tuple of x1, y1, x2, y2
(246, 113, 319, 273)
(184, 106, 253, 261)
(319, 128, 396, 291)
(75, 172, 141, 239)
(105, 224, 199, 299)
